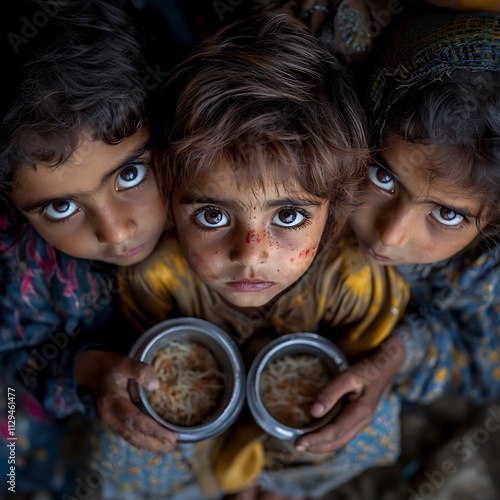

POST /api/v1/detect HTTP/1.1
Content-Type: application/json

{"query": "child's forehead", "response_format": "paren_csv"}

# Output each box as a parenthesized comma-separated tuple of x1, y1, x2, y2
(190, 161, 306, 197)
(380, 134, 485, 217)
(383, 132, 463, 181)
(11, 130, 149, 200)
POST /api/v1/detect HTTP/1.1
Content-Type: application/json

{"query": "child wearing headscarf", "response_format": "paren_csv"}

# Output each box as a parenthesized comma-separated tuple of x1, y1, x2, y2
(345, 2, 500, 417)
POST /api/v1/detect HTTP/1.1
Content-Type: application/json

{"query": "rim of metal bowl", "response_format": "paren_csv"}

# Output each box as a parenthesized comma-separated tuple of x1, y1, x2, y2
(246, 332, 349, 441)
(128, 317, 246, 442)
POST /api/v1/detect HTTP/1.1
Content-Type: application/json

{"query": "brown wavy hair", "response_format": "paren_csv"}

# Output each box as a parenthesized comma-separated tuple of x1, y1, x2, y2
(152, 11, 369, 237)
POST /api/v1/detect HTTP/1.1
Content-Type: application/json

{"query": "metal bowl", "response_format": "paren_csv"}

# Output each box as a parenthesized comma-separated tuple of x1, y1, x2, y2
(128, 317, 246, 443)
(246, 333, 349, 441)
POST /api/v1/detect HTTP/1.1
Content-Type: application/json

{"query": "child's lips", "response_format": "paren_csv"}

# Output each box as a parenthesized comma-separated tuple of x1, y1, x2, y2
(114, 245, 144, 259)
(226, 280, 275, 292)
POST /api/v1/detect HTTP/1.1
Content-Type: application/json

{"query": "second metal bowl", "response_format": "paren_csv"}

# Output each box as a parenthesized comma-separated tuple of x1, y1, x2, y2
(246, 332, 349, 441)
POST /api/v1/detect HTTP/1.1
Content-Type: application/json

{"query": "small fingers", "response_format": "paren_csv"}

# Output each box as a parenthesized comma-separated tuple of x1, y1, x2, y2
(123, 357, 160, 391)
(295, 423, 357, 453)
(296, 403, 373, 453)
(99, 396, 176, 453)
(311, 371, 364, 418)
(110, 409, 176, 453)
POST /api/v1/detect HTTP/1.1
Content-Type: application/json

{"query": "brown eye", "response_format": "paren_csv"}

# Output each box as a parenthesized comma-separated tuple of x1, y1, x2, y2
(279, 210, 296, 224)
(196, 207, 229, 228)
(43, 199, 79, 220)
(205, 210, 223, 224)
(368, 164, 395, 192)
(121, 166, 138, 181)
(53, 200, 71, 213)
(430, 206, 464, 226)
(273, 209, 305, 227)
(117, 163, 147, 189)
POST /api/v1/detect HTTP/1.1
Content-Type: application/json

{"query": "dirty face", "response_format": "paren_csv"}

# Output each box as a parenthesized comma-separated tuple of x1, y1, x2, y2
(172, 163, 330, 309)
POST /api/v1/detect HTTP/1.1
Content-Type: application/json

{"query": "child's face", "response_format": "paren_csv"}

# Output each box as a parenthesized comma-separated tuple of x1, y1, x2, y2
(172, 163, 330, 309)
(350, 133, 484, 265)
(9, 128, 167, 266)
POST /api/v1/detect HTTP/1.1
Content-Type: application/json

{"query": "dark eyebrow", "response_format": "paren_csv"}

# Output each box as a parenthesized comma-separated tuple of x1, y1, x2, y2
(373, 154, 479, 220)
(19, 145, 148, 213)
(179, 196, 242, 212)
(421, 199, 478, 219)
(179, 195, 323, 211)
(265, 196, 323, 208)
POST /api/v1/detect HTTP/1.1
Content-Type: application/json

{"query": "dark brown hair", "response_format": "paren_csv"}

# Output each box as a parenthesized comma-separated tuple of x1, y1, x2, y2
(152, 11, 369, 236)
(0, 0, 172, 205)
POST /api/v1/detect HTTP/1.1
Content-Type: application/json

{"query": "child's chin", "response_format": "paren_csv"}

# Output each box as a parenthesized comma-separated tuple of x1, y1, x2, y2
(222, 292, 277, 310)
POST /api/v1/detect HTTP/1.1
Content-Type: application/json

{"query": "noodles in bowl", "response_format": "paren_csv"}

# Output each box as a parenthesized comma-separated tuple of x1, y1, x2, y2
(259, 354, 330, 428)
(146, 339, 224, 426)
(247, 333, 349, 440)
(128, 317, 246, 442)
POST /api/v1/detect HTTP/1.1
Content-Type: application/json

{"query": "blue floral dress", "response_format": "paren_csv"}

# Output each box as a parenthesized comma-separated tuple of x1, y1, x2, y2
(0, 208, 129, 497)
(393, 241, 500, 404)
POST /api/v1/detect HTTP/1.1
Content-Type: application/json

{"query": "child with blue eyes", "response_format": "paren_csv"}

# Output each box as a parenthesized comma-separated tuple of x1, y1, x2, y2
(0, 0, 193, 496)
(304, 3, 500, 458)
(89, 11, 410, 500)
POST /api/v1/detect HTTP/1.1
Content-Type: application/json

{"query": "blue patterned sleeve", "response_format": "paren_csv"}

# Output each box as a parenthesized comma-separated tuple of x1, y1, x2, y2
(0, 210, 118, 418)
(391, 246, 500, 404)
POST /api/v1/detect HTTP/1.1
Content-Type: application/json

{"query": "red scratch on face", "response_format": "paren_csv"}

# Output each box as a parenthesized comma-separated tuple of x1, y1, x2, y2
(290, 257, 295, 263)
(246, 229, 261, 244)
(299, 248, 312, 258)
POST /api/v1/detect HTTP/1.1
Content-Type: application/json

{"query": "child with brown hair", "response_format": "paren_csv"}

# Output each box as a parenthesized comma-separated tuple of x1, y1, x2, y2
(90, 10, 410, 500)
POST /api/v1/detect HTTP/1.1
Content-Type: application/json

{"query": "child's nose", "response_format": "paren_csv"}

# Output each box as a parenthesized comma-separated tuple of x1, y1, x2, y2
(375, 209, 413, 248)
(95, 206, 136, 245)
(229, 228, 269, 267)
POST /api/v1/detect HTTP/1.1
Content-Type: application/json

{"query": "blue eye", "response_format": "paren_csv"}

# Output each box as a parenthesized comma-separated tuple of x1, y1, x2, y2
(196, 207, 229, 228)
(368, 164, 395, 192)
(431, 207, 464, 226)
(117, 163, 147, 189)
(272, 208, 305, 227)
(43, 200, 79, 220)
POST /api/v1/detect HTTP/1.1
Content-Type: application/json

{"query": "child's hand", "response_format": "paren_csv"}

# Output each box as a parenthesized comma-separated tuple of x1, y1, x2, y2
(75, 349, 177, 453)
(294, 335, 405, 454)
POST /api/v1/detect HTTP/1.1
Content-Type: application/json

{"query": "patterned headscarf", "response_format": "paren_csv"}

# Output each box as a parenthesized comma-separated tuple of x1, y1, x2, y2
(367, 3, 500, 139)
